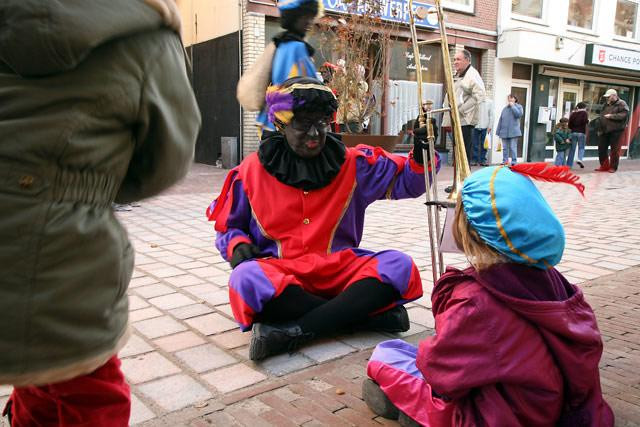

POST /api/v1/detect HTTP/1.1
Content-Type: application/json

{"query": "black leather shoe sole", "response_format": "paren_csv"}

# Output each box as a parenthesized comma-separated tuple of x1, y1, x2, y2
(366, 306, 410, 333)
(249, 323, 270, 361)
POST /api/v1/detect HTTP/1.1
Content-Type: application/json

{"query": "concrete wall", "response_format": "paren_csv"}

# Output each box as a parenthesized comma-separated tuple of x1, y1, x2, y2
(178, 0, 240, 46)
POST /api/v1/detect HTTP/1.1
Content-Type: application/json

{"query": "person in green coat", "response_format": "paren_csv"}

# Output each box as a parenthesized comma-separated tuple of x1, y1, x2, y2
(0, 0, 201, 425)
(554, 118, 572, 166)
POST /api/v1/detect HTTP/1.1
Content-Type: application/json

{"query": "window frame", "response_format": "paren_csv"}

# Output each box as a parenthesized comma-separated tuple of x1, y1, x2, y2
(566, 0, 597, 32)
(442, 0, 474, 14)
(510, 0, 548, 25)
(613, 0, 640, 41)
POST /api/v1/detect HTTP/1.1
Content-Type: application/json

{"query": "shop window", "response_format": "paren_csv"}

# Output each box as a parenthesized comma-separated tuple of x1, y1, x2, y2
(512, 0, 544, 19)
(567, 0, 594, 30)
(389, 40, 443, 84)
(582, 82, 631, 121)
(443, 0, 474, 14)
(615, 0, 638, 38)
(512, 63, 532, 80)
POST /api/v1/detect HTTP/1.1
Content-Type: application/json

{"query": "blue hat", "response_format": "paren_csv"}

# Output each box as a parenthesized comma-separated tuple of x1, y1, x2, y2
(461, 164, 584, 269)
(277, 0, 323, 13)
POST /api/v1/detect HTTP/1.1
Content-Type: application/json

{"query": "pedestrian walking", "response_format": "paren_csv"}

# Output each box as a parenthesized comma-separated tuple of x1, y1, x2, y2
(595, 89, 629, 173)
(207, 77, 440, 361)
(496, 94, 523, 165)
(0, 1, 200, 425)
(472, 98, 493, 166)
(363, 163, 614, 426)
(237, 0, 322, 135)
(568, 102, 588, 168)
(554, 118, 573, 166)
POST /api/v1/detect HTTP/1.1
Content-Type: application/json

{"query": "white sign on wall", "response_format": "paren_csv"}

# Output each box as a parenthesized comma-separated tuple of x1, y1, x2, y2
(585, 43, 640, 72)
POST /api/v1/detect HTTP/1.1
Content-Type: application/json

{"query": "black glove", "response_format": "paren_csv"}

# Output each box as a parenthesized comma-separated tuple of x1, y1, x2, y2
(412, 131, 431, 165)
(230, 243, 263, 268)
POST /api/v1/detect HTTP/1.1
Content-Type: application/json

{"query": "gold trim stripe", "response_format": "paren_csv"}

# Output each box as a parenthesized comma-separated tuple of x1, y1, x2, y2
(489, 166, 539, 265)
(251, 207, 282, 258)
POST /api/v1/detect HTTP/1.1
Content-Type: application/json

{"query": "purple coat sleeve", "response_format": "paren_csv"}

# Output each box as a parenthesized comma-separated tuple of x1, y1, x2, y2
(215, 180, 253, 261)
(356, 148, 440, 205)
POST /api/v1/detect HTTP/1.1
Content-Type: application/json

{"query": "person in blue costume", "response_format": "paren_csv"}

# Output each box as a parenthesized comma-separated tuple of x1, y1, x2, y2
(256, 0, 323, 133)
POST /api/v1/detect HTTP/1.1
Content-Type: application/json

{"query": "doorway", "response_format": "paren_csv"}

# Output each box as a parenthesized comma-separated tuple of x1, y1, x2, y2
(510, 83, 531, 161)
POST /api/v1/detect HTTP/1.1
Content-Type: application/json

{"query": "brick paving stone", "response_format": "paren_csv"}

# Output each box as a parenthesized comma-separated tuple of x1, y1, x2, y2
(154, 331, 206, 352)
(338, 331, 390, 350)
(299, 339, 356, 363)
(256, 393, 313, 425)
(149, 293, 196, 310)
(164, 274, 204, 288)
(202, 363, 267, 393)
(177, 261, 209, 270)
(150, 266, 186, 278)
(121, 352, 181, 384)
(169, 303, 214, 320)
(129, 307, 163, 323)
(129, 276, 159, 288)
(175, 344, 237, 373)
(210, 329, 252, 349)
(188, 266, 227, 278)
(119, 334, 153, 358)
(130, 393, 155, 425)
(133, 316, 187, 339)
(134, 283, 175, 299)
(128, 295, 149, 311)
(137, 375, 212, 412)
(407, 307, 435, 328)
(257, 353, 315, 377)
(185, 313, 237, 335)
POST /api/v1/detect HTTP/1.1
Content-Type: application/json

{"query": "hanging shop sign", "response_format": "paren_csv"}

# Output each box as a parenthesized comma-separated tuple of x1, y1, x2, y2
(322, 0, 439, 29)
(585, 44, 640, 72)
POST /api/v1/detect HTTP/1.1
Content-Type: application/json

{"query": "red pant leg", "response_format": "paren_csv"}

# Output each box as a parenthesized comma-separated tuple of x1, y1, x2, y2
(9, 356, 130, 427)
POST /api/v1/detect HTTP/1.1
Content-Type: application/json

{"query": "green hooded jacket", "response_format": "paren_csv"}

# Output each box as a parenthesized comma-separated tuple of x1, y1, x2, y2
(0, 0, 201, 385)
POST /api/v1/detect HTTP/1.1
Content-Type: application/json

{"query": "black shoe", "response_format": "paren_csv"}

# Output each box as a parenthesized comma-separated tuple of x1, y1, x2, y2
(362, 379, 421, 426)
(576, 160, 584, 168)
(365, 306, 410, 333)
(480, 162, 489, 166)
(249, 322, 314, 361)
(444, 185, 453, 194)
(470, 162, 478, 166)
(3, 399, 12, 426)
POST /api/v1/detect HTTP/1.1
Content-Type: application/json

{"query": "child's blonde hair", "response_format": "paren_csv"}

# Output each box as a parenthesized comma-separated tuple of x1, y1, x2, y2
(452, 197, 507, 271)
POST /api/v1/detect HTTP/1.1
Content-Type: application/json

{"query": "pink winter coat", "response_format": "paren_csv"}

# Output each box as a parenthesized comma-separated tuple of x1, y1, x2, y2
(417, 264, 614, 426)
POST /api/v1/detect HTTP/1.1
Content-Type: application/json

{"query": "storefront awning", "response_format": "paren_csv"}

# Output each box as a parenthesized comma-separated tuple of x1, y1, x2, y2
(540, 65, 640, 87)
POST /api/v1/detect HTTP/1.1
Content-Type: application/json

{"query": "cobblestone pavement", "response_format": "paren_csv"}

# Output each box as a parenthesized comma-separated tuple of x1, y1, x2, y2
(2, 160, 638, 426)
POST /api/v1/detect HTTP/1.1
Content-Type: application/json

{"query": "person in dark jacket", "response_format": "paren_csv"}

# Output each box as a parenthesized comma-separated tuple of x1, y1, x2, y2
(568, 102, 589, 168)
(596, 89, 629, 172)
(0, 1, 200, 425)
(413, 99, 439, 147)
(496, 94, 523, 165)
(364, 164, 613, 426)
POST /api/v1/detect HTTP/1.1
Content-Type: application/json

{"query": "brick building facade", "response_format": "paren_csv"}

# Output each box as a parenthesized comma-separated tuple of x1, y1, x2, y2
(219, 0, 496, 159)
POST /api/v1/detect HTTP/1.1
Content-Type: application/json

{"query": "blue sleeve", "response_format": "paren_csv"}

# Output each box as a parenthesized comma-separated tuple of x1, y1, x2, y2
(271, 41, 318, 84)
(511, 104, 523, 119)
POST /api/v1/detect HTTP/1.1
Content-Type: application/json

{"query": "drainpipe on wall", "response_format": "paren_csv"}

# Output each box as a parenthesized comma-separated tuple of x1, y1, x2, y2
(238, 0, 244, 161)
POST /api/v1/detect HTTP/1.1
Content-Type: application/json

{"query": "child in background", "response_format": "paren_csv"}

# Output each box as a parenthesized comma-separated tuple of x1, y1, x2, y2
(363, 163, 614, 426)
(554, 117, 572, 166)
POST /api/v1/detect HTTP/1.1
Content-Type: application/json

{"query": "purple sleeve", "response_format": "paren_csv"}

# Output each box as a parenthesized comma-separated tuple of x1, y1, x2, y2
(215, 180, 253, 261)
(356, 150, 440, 205)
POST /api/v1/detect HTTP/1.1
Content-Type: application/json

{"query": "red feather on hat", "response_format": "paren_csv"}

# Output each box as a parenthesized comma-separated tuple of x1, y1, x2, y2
(510, 163, 585, 196)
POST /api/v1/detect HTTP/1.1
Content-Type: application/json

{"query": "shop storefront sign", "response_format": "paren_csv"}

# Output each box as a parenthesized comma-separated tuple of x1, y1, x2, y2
(585, 44, 640, 72)
(322, 0, 439, 29)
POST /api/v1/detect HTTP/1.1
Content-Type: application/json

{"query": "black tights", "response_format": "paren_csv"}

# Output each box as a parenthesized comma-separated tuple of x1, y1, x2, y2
(258, 278, 399, 337)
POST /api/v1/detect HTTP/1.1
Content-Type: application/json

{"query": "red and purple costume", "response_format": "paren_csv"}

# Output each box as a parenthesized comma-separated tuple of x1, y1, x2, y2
(207, 144, 439, 331)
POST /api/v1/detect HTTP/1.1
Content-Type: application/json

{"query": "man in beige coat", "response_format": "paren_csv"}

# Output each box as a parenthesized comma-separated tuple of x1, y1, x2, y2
(442, 50, 486, 172)
(0, 0, 200, 425)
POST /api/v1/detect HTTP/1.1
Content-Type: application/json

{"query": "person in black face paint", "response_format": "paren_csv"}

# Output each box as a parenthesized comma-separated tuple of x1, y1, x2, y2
(207, 77, 440, 361)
